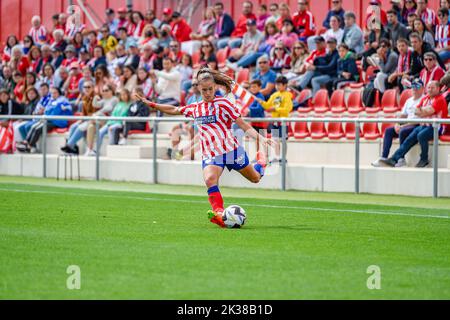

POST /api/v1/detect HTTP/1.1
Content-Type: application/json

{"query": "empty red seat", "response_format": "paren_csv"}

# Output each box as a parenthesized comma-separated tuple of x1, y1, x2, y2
(236, 68, 250, 84)
(313, 89, 329, 113)
(192, 50, 201, 66)
(310, 122, 327, 139)
(296, 89, 313, 113)
(362, 122, 381, 140)
(381, 89, 399, 113)
(365, 89, 381, 114)
(330, 89, 346, 113)
(364, 66, 379, 83)
(399, 89, 413, 110)
(440, 125, 450, 142)
(344, 122, 362, 140)
(347, 90, 364, 114)
(216, 48, 229, 68)
(327, 122, 344, 140)
(292, 121, 310, 139)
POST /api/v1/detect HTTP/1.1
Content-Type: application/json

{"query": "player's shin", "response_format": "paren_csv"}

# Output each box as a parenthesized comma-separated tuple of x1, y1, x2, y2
(207, 185, 224, 213)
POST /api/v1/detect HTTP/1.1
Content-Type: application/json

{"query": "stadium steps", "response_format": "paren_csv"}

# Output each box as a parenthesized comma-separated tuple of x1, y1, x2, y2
(107, 145, 166, 159)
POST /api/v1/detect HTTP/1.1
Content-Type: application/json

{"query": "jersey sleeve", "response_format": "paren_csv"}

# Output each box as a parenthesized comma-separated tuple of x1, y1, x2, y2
(220, 99, 241, 122)
(177, 104, 196, 118)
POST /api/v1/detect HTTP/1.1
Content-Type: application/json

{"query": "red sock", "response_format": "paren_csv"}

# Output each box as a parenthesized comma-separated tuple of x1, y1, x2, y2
(207, 185, 224, 213)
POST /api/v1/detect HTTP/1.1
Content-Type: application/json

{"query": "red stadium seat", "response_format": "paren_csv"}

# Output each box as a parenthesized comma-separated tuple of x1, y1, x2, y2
(330, 89, 346, 114)
(344, 122, 362, 140)
(399, 89, 413, 109)
(381, 89, 399, 113)
(292, 121, 310, 139)
(381, 121, 395, 137)
(364, 90, 381, 114)
(236, 68, 250, 85)
(440, 125, 450, 142)
(180, 91, 186, 105)
(216, 48, 229, 68)
(364, 66, 379, 83)
(128, 122, 152, 135)
(327, 122, 344, 140)
(362, 122, 381, 140)
(310, 122, 327, 139)
(192, 50, 201, 66)
(296, 89, 313, 113)
(347, 90, 364, 114)
(312, 89, 329, 114)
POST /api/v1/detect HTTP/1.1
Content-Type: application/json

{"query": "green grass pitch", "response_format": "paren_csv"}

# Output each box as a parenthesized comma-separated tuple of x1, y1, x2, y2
(0, 176, 449, 300)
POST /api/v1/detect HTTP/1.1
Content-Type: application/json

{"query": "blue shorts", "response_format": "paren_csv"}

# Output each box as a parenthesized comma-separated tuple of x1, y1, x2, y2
(202, 146, 250, 172)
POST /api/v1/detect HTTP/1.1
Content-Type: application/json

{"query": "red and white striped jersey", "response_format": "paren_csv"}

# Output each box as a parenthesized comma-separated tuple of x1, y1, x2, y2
(178, 97, 241, 158)
(29, 26, 47, 44)
(421, 8, 437, 26)
(435, 24, 450, 49)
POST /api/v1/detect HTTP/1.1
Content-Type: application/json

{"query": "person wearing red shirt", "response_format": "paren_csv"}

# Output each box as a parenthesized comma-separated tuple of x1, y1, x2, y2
(10, 46, 30, 77)
(380, 81, 448, 168)
(171, 12, 192, 43)
(292, 0, 316, 41)
(64, 62, 83, 101)
(365, 0, 388, 28)
(225, 1, 257, 49)
(420, 52, 446, 92)
(276, 3, 293, 31)
(61, 45, 78, 68)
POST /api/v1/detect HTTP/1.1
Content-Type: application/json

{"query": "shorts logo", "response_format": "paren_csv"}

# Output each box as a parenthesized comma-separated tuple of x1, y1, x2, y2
(235, 155, 245, 165)
(196, 115, 217, 125)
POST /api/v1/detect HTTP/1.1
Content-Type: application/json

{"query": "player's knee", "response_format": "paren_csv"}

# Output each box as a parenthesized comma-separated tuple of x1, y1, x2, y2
(204, 175, 219, 187)
(250, 175, 261, 184)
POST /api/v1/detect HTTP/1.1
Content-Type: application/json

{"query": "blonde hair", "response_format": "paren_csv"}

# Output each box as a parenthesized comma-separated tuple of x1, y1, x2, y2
(196, 67, 235, 93)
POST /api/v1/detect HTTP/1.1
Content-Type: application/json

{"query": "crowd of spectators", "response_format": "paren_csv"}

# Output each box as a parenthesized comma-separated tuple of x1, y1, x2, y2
(0, 0, 449, 167)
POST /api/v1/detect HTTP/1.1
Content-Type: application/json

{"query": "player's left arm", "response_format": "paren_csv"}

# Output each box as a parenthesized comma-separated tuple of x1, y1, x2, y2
(235, 117, 274, 147)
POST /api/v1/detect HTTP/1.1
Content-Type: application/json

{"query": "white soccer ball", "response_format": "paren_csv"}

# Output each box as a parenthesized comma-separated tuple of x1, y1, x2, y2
(223, 205, 247, 228)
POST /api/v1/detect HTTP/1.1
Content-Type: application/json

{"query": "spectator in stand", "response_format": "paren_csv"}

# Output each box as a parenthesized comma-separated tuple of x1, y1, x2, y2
(440, 0, 450, 23)
(29, 15, 47, 44)
(78, 65, 94, 94)
(87, 45, 107, 70)
(283, 41, 309, 81)
(342, 11, 364, 54)
(0, 88, 24, 118)
(93, 64, 113, 95)
(78, 47, 91, 69)
(401, 0, 417, 25)
(252, 55, 277, 99)
(435, 8, 450, 61)
(323, 0, 346, 29)
(255, 75, 293, 163)
(390, 0, 403, 22)
(145, 9, 162, 29)
(63, 62, 83, 103)
(213, 2, 235, 47)
(292, 0, 316, 42)
(274, 19, 298, 50)
(150, 57, 182, 107)
(176, 54, 193, 94)
(136, 67, 154, 99)
(17, 87, 72, 153)
(413, 18, 435, 48)
(321, 15, 344, 47)
(416, 0, 437, 32)
(9, 45, 30, 76)
(256, 21, 279, 56)
(161, 7, 173, 27)
(168, 41, 185, 65)
(362, 19, 390, 71)
(22, 36, 34, 55)
(61, 80, 96, 155)
(309, 37, 340, 94)
(276, 4, 292, 31)
(388, 38, 413, 91)
(28, 46, 42, 73)
(0, 65, 14, 93)
(372, 78, 424, 168)
(117, 7, 129, 30)
(105, 8, 119, 36)
(41, 63, 55, 87)
(61, 45, 78, 68)
(246, 79, 267, 155)
(266, 3, 280, 26)
(117, 27, 134, 50)
(14, 86, 44, 143)
(218, 1, 256, 49)
(50, 47, 64, 70)
(386, 9, 409, 50)
(97, 89, 132, 152)
(98, 26, 118, 54)
(118, 65, 138, 94)
(289, 36, 327, 90)
(419, 52, 446, 91)
(129, 11, 147, 39)
(171, 11, 192, 43)
(332, 43, 358, 89)
(159, 24, 174, 49)
(380, 81, 448, 168)
(140, 24, 159, 48)
(51, 29, 67, 53)
(226, 19, 264, 70)
(138, 44, 154, 71)
(269, 41, 292, 73)
(257, 4, 270, 32)
(121, 87, 150, 145)
(184, 7, 217, 55)
(35, 45, 52, 75)
(196, 40, 217, 69)
(123, 42, 140, 70)
(12, 72, 26, 103)
(406, 12, 419, 31)
(365, 0, 388, 28)
(373, 38, 399, 93)
(2, 35, 19, 62)
(402, 33, 446, 87)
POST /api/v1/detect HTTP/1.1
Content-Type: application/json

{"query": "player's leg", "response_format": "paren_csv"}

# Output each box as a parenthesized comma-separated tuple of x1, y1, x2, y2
(234, 147, 266, 184)
(203, 163, 227, 228)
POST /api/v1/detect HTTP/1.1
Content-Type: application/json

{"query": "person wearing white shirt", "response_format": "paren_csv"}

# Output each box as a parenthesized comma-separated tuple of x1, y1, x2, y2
(372, 78, 425, 167)
(308, 15, 344, 51)
(150, 57, 182, 107)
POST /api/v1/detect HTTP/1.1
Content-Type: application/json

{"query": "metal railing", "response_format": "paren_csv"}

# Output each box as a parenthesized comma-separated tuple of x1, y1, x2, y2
(3, 115, 450, 198)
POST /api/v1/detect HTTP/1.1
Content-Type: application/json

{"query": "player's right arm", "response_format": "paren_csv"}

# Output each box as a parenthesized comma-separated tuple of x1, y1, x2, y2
(134, 93, 182, 116)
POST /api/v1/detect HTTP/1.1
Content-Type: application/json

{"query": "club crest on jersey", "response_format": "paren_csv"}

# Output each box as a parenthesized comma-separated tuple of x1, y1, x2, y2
(195, 115, 217, 125)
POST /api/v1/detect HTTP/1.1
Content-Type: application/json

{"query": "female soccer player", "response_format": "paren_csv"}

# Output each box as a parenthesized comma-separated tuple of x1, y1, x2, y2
(134, 68, 273, 228)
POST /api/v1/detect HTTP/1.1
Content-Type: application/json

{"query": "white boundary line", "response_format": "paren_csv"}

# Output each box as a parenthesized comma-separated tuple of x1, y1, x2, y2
(1, 188, 449, 220)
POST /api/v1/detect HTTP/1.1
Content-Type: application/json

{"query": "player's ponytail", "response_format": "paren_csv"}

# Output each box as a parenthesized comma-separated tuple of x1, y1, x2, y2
(197, 67, 235, 94)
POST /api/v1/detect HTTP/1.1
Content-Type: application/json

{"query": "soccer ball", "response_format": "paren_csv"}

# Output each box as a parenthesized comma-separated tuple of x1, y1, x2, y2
(223, 205, 247, 228)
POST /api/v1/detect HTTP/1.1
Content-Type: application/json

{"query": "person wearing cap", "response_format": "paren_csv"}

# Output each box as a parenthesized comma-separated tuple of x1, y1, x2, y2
(98, 26, 118, 54)
(123, 41, 141, 70)
(171, 11, 192, 43)
(372, 78, 424, 168)
(365, 0, 388, 28)
(380, 80, 448, 168)
(342, 11, 364, 54)
(309, 37, 339, 95)
(62, 62, 82, 101)
(50, 46, 64, 70)
(78, 47, 91, 69)
(105, 8, 119, 36)
(292, 0, 316, 41)
(162, 7, 174, 25)
(117, 7, 130, 30)
(61, 45, 78, 68)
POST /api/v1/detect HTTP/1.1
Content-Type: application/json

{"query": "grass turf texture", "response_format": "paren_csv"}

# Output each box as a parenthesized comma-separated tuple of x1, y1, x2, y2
(0, 176, 449, 299)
